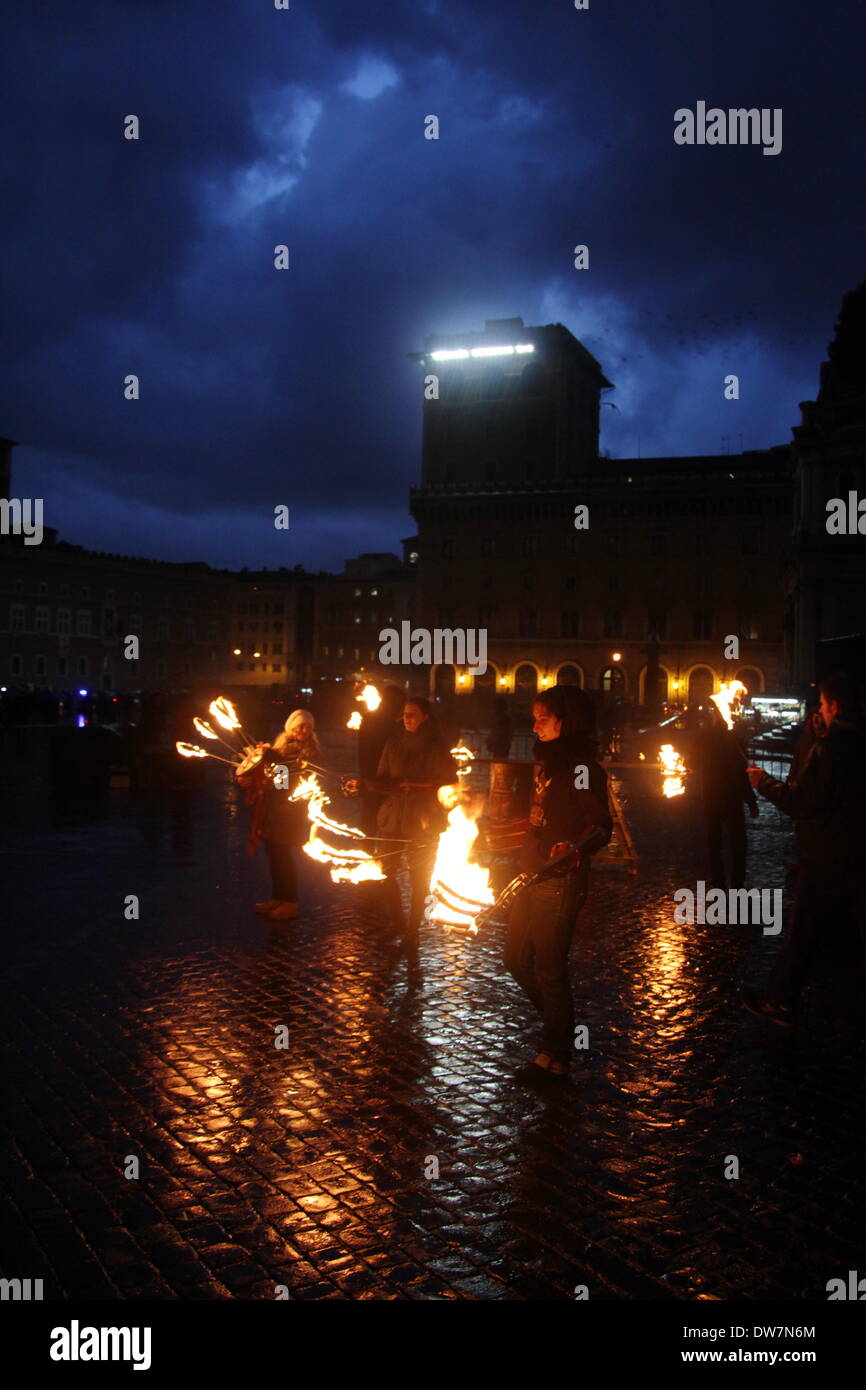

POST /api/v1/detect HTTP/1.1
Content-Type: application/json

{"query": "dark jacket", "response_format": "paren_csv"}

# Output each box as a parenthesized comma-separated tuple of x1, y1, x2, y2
(755, 719, 866, 881)
(697, 724, 758, 813)
(519, 733, 612, 874)
(375, 722, 456, 839)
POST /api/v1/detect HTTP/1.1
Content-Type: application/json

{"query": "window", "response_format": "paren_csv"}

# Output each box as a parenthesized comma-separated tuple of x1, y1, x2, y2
(354, 613, 361, 625)
(77, 610, 92, 636)
(607, 535, 620, 557)
(608, 575, 619, 592)
(566, 575, 576, 590)
(38, 581, 48, 596)
(34, 606, 49, 633)
(236, 661, 244, 671)
(354, 588, 362, 597)
(442, 539, 454, 558)
(78, 657, 89, 676)
(561, 612, 580, 637)
(322, 646, 329, 657)
(485, 459, 497, 482)
(183, 620, 194, 642)
(647, 611, 668, 639)
(57, 656, 68, 677)
(522, 535, 538, 557)
(56, 608, 71, 635)
(102, 671, 113, 690)
(603, 609, 622, 638)
(35, 655, 47, 678)
(249, 661, 255, 671)
(370, 588, 378, 597)
(273, 642, 282, 655)
(696, 534, 712, 556)
(693, 611, 713, 639)
(80, 586, 90, 599)
(10, 604, 25, 632)
(743, 531, 759, 555)
(518, 609, 537, 638)
(158, 618, 169, 641)
(650, 534, 666, 556)
(13, 579, 24, 594)
(157, 659, 166, 679)
(10, 654, 22, 676)
(272, 663, 282, 672)
(354, 648, 360, 661)
(103, 608, 116, 637)
(481, 538, 495, 558)
(60, 584, 70, 597)
(106, 590, 114, 601)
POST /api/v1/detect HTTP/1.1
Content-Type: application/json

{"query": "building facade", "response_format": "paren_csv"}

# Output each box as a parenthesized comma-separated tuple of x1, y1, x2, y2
(410, 316, 792, 709)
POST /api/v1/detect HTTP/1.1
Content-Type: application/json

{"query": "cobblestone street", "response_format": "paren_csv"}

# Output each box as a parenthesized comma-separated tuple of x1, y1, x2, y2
(3, 740, 865, 1302)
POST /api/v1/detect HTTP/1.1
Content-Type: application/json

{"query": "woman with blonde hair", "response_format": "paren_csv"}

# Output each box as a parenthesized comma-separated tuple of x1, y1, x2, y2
(237, 708, 320, 921)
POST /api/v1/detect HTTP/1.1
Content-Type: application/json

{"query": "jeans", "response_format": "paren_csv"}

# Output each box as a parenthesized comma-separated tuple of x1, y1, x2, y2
(266, 840, 298, 902)
(766, 871, 866, 1010)
(703, 803, 746, 888)
(504, 869, 589, 1063)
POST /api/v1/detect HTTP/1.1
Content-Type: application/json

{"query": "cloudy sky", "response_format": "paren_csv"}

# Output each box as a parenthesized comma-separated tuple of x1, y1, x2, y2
(1, 0, 864, 570)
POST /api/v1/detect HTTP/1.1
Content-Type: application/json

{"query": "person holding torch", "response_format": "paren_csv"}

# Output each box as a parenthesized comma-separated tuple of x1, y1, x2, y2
(504, 685, 612, 1083)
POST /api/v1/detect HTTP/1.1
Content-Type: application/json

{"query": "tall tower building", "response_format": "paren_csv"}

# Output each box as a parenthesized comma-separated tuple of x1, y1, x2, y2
(412, 316, 611, 490)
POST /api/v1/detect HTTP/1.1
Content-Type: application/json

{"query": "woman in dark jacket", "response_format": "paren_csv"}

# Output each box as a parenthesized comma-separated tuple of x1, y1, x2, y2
(237, 709, 320, 921)
(504, 685, 612, 1082)
(374, 697, 456, 938)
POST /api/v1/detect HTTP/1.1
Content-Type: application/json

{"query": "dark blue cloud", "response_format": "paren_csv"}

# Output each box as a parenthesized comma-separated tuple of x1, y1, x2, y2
(1, 0, 863, 567)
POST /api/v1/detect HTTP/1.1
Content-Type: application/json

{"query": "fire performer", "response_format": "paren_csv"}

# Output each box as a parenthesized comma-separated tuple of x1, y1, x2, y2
(236, 709, 321, 921)
(504, 685, 612, 1083)
(696, 703, 759, 890)
(743, 674, 866, 1026)
(373, 697, 456, 940)
(356, 684, 405, 834)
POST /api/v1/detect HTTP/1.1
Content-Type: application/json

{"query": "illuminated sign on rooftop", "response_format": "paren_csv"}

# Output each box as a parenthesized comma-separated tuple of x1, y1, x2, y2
(429, 343, 535, 362)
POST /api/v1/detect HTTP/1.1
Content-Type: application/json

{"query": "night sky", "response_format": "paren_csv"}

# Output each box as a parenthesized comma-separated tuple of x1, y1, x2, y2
(2, 1, 864, 571)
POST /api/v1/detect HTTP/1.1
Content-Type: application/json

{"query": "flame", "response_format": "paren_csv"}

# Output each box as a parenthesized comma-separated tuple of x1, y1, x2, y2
(710, 680, 747, 730)
(346, 710, 362, 730)
(289, 771, 385, 883)
(176, 741, 207, 758)
(358, 684, 381, 712)
(425, 788, 493, 931)
(209, 696, 241, 731)
(193, 717, 218, 740)
(658, 743, 686, 798)
(450, 741, 476, 779)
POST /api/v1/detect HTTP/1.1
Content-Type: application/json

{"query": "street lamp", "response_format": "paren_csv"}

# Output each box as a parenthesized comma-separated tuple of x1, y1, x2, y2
(611, 651, 622, 663)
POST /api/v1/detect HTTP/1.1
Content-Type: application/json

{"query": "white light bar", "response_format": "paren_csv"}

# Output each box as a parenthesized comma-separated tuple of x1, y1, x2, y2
(429, 343, 535, 362)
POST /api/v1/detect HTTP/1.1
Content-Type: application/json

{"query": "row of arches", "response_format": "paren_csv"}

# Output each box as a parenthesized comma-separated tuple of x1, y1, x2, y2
(433, 662, 766, 703)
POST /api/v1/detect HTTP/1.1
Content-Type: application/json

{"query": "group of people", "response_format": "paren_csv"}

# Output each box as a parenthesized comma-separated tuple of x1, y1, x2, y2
(236, 672, 866, 1080)
(237, 683, 613, 1082)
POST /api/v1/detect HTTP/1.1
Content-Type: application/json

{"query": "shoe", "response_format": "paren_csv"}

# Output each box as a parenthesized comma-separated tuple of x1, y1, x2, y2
(255, 899, 280, 915)
(268, 902, 299, 920)
(515, 1053, 566, 1084)
(741, 988, 793, 1028)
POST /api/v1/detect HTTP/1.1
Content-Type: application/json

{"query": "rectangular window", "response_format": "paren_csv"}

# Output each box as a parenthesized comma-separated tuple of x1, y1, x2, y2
(743, 531, 759, 555)
(603, 610, 622, 639)
(35, 655, 47, 677)
(693, 611, 713, 639)
(56, 608, 71, 635)
(561, 612, 579, 637)
(184, 621, 194, 642)
(696, 534, 712, 556)
(10, 604, 25, 632)
(648, 611, 668, 640)
(57, 656, 68, 676)
(35, 606, 49, 633)
(77, 610, 92, 636)
(10, 653, 23, 676)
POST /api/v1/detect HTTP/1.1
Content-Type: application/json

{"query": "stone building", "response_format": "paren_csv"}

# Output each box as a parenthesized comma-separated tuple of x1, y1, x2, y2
(785, 281, 866, 689)
(409, 316, 791, 710)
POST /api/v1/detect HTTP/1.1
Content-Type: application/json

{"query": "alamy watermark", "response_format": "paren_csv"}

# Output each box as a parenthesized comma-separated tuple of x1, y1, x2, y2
(0, 497, 43, 545)
(674, 881, 782, 935)
(378, 622, 487, 675)
(674, 103, 782, 156)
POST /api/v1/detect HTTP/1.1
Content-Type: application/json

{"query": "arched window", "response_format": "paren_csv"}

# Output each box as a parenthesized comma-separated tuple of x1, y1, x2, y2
(600, 666, 625, 695)
(557, 665, 582, 687)
(515, 664, 538, 700)
(688, 667, 714, 705)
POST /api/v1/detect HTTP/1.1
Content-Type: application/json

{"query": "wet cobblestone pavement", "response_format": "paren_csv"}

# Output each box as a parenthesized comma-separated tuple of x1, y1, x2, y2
(2, 739, 865, 1301)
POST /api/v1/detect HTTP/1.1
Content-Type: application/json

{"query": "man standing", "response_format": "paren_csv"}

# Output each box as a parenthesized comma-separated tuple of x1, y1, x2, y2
(743, 673, 866, 1026)
(697, 704, 759, 890)
(504, 685, 611, 1082)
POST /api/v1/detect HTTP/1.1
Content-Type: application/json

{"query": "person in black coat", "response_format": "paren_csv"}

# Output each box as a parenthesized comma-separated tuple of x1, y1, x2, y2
(743, 673, 866, 1025)
(356, 684, 405, 834)
(504, 685, 612, 1081)
(696, 704, 759, 889)
(373, 696, 456, 939)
